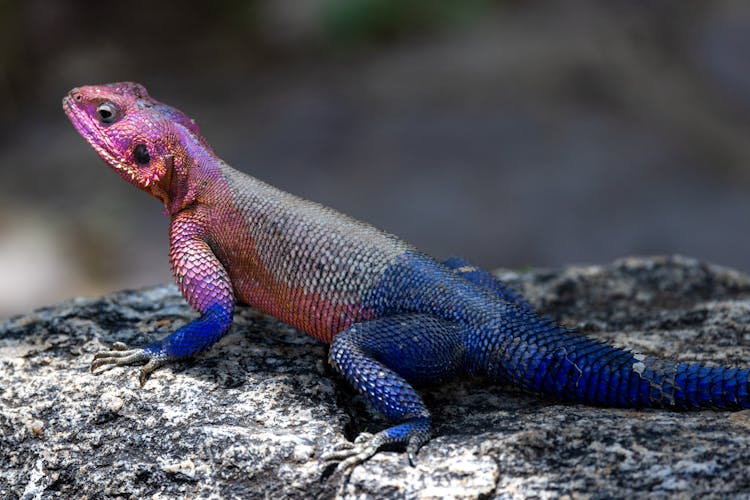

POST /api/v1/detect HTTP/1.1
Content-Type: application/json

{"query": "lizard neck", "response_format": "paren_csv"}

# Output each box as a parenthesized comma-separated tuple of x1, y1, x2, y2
(158, 126, 224, 217)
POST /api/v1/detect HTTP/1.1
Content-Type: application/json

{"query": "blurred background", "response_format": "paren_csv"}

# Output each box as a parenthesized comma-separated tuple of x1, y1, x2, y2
(1, 0, 750, 319)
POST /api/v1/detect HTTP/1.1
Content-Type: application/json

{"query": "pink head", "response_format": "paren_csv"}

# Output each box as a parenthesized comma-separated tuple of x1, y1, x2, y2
(63, 82, 211, 206)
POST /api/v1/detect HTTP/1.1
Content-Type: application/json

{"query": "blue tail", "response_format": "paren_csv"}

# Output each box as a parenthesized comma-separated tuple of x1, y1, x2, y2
(468, 304, 750, 409)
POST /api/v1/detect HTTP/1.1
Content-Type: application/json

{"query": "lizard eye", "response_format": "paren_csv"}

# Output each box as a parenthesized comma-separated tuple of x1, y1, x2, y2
(96, 102, 117, 124)
(133, 144, 150, 165)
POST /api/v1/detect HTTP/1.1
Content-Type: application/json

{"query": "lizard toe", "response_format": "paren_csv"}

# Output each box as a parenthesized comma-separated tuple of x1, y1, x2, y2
(353, 432, 374, 444)
(91, 345, 152, 372)
(321, 432, 387, 474)
(138, 356, 170, 386)
(321, 417, 431, 474)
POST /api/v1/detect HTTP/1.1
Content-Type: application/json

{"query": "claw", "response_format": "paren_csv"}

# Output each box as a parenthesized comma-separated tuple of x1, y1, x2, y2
(320, 418, 431, 476)
(330, 441, 356, 452)
(91, 346, 150, 372)
(91, 342, 136, 362)
(90, 342, 165, 386)
(353, 432, 373, 444)
(406, 441, 420, 467)
(138, 357, 169, 386)
(320, 432, 387, 475)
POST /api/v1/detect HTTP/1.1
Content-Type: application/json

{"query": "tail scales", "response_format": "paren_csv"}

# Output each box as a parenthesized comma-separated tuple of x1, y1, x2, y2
(477, 306, 750, 409)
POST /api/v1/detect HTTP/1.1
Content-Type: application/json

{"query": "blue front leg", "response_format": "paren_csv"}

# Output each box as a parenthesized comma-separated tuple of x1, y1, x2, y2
(91, 212, 235, 385)
(91, 303, 233, 385)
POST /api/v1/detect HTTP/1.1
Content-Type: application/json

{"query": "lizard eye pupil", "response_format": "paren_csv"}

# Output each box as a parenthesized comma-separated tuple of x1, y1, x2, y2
(133, 144, 150, 165)
(96, 102, 116, 124)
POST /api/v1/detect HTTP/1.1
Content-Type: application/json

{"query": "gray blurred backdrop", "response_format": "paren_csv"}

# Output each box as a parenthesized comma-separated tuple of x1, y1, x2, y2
(1, 0, 750, 319)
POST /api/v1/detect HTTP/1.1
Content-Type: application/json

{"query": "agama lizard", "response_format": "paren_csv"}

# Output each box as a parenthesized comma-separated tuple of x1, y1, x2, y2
(63, 82, 750, 473)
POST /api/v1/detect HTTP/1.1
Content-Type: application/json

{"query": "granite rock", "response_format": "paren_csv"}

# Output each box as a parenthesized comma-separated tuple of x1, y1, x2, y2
(2, 255, 750, 498)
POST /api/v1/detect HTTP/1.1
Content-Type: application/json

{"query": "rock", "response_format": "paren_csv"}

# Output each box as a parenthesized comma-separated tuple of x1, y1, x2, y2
(2, 255, 750, 498)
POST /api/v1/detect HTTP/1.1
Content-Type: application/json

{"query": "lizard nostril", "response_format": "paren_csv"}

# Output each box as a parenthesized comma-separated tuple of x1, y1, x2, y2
(71, 91, 82, 102)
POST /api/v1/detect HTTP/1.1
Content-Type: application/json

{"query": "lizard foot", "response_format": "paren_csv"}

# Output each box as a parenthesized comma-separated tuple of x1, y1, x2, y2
(321, 417, 431, 474)
(91, 342, 168, 386)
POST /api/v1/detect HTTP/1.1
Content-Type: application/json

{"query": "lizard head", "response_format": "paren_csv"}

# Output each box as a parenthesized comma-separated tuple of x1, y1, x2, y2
(63, 82, 209, 205)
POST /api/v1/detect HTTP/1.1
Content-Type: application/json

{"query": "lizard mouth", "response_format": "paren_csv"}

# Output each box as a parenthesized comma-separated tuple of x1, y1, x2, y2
(62, 96, 138, 182)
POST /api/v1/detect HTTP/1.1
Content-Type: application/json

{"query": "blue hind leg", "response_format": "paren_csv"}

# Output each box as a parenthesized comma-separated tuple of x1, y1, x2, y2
(322, 314, 464, 472)
(442, 256, 534, 312)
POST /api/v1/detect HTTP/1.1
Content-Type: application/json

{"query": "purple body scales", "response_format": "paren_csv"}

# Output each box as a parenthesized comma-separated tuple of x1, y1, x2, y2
(207, 164, 410, 342)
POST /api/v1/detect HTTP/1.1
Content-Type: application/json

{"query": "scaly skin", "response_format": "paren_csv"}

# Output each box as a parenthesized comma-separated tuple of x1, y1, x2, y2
(64, 82, 750, 474)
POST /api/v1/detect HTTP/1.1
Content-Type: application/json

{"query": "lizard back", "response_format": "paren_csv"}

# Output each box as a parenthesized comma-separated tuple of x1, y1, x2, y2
(207, 163, 414, 341)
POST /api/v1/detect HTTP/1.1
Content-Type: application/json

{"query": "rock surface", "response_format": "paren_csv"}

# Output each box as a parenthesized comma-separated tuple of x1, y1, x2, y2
(2, 255, 750, 498)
